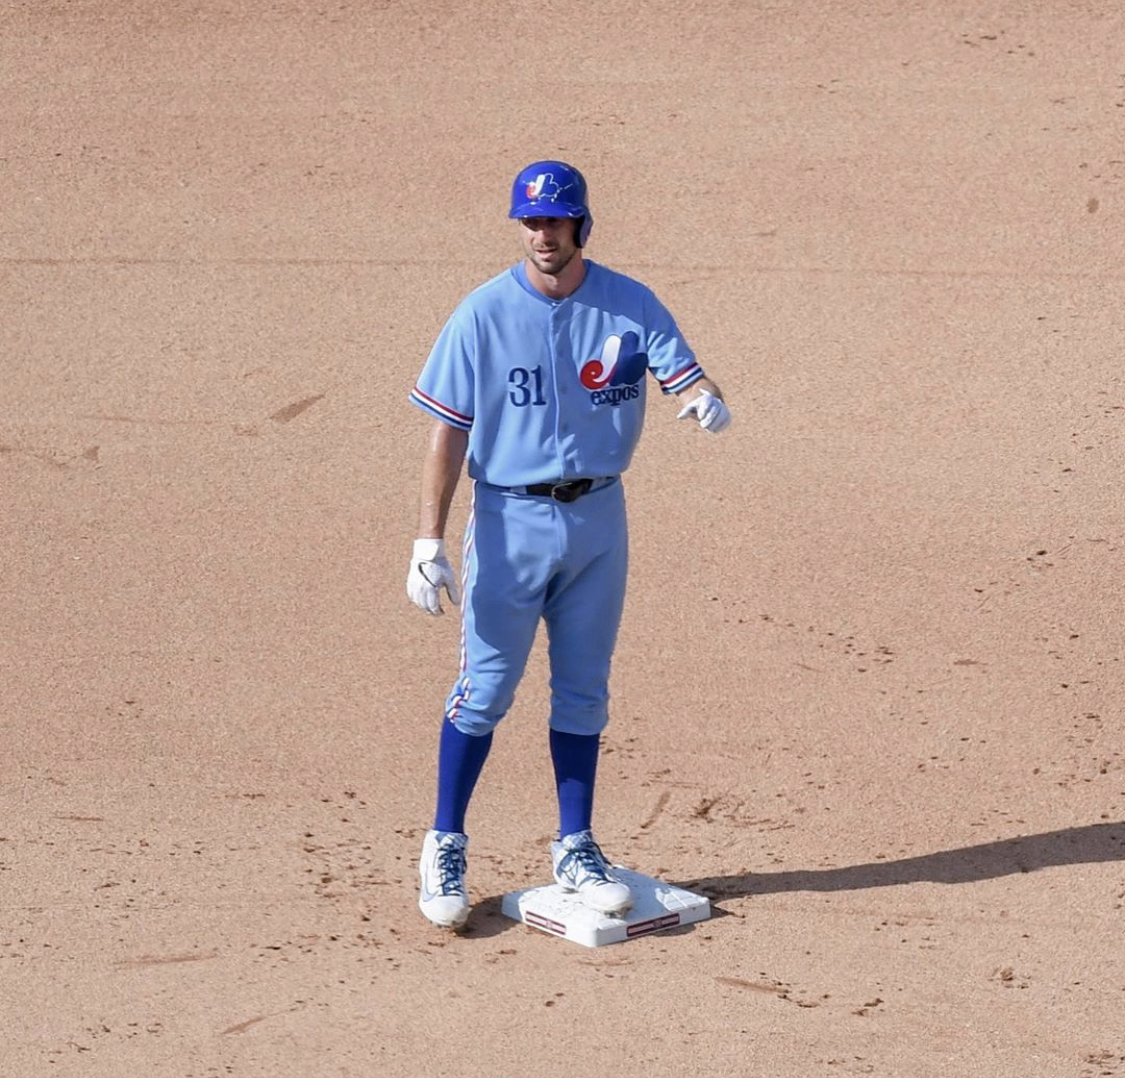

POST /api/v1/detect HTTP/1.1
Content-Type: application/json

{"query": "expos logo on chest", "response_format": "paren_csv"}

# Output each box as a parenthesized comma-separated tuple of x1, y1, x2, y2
(580, 331, 649, 406)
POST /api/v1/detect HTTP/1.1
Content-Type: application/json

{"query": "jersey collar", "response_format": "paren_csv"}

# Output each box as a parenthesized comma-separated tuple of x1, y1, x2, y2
(512, 260, 597, 305)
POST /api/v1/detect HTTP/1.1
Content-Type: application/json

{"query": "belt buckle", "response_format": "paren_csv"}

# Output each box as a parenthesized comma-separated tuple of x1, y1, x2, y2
(550, 479, 590, 503)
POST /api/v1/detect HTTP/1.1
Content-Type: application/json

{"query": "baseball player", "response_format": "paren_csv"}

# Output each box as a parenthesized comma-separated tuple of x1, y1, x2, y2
(407, 160, 730, 929)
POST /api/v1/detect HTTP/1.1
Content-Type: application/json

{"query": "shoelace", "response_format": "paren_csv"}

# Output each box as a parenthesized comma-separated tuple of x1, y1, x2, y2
(436, 844, 467, 895)
(558, 841, 611, 885)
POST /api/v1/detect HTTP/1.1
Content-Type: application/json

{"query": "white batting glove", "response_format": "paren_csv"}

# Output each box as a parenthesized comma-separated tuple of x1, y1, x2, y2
(677, 389, 731, 433)
(406, 538, 461, 616)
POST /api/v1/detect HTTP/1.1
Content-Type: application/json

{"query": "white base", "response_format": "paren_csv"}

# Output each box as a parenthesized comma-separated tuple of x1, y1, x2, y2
(501, 868, 710, 947)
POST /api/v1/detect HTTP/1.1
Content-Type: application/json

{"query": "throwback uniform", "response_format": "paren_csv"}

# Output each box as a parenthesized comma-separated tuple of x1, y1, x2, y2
(410, 260, 705, 737)
(408, 160, 730, 930)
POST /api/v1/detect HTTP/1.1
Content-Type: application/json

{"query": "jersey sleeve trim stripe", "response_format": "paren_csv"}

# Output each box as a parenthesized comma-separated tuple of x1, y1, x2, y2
(659, 363, 704, 395)
(410, 387, 473, 430)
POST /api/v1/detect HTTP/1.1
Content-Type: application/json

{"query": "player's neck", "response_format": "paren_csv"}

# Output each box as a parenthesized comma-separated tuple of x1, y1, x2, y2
(525, 253, 586, 301)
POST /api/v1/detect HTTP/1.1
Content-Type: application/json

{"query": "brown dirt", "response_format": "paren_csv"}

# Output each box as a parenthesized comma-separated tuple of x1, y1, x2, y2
(4, 3, 1124, 1076)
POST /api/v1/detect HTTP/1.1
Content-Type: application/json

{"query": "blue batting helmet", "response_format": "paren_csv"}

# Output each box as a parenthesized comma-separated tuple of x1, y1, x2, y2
(508, 160, 593, 247)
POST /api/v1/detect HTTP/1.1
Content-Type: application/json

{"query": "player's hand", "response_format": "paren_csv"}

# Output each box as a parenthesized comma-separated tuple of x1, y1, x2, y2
(407, 538, 461, 616)
(677, 389, 731, 433)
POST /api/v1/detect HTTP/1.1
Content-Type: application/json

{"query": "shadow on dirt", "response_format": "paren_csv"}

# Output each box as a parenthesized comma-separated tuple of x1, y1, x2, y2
(677, 820, 1125, 900)
(459, 894, 515, 940)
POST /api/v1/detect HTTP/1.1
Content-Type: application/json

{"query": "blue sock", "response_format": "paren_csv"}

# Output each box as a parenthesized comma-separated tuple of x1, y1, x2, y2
(549, 729, 600, 838)
(433, 720, 493, 834)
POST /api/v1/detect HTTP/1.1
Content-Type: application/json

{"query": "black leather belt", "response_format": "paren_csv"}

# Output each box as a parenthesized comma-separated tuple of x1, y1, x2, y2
(525, 479, 594, 502)
(507, 477, 614, 502)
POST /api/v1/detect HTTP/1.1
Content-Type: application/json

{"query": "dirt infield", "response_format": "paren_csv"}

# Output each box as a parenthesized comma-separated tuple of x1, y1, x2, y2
(4, 3, 1124, 1076)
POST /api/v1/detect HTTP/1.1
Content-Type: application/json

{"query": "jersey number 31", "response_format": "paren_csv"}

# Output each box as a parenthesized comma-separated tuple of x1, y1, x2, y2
(508, 366, 547, 407)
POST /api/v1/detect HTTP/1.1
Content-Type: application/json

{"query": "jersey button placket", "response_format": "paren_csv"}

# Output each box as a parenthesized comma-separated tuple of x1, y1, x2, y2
(549, 305, 568, 478)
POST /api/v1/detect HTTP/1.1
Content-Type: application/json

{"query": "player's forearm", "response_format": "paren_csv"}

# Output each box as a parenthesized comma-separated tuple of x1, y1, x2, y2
(677, 376, 724, 401)
(418, 421, 469, 539)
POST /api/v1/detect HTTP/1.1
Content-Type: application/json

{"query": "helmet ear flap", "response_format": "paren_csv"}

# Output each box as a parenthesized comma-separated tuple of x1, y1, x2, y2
(577, 213, 593, 248)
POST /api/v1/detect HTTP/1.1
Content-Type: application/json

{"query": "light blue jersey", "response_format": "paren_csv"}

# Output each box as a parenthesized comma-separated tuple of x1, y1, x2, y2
(410, 261, 704, 487)
(411, 258, 708, 739)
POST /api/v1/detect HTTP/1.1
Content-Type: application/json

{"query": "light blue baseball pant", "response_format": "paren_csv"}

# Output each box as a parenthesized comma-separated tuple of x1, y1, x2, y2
(444, 477, 628, 737)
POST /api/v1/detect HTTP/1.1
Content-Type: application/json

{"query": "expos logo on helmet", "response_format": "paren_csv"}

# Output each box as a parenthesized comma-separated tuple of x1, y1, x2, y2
(581, 331, 649, 406)
(525, 173, 565, 201)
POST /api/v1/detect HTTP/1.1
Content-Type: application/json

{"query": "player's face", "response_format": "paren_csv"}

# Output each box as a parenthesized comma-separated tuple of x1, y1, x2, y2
(519, 216, 580, 276)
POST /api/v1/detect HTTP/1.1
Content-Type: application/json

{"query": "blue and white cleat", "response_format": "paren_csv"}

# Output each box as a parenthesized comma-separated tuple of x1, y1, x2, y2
(551, 829, 633, 916)
(419, 829, 470, 929)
